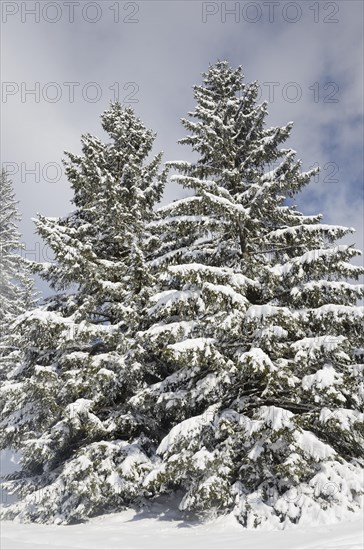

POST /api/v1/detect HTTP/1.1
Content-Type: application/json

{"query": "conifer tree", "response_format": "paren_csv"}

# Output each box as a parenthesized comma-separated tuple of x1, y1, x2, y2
(133, 62, 364, 528)
(0, 170, 35, 372)
(0, 104, 167, 523)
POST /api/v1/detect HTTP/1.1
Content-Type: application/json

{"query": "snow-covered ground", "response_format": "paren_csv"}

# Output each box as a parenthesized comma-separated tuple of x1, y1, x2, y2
(1, 505, 363, 550)
(1, 452, 363, 549)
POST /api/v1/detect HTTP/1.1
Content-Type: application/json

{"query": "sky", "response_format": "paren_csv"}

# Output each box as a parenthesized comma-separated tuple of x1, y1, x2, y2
(1, 0, 363, 297)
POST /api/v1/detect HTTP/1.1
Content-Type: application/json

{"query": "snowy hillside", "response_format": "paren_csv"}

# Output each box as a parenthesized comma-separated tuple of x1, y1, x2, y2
(1, 507, 363, 550)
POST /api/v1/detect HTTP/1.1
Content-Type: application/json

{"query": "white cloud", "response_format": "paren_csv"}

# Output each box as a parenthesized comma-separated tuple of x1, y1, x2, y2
(1, 0, 362, 295)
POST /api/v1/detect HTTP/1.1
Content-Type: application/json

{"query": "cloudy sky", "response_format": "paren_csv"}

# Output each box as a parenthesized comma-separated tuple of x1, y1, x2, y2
(1, 0, 363, 296)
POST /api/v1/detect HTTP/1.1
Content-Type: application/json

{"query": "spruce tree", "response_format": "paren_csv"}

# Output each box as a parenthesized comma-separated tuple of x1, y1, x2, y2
(133, 62, 364, 527)
(0, 170, 35, 372)
(0, 104, 167, 523)
(0, 170, 34, 339)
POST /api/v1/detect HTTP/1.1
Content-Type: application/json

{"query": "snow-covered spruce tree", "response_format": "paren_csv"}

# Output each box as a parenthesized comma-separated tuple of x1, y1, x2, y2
(0, 170, 35, 367)
(0, 104, 167, 523)
(131, 62, 364, 527)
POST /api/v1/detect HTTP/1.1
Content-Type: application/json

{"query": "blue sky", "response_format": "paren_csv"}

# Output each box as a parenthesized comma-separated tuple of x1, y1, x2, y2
(1, 0, 363, 296)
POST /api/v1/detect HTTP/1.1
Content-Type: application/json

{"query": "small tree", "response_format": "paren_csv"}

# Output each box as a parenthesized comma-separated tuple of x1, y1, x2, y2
(133, 62, 364, 528)
(0, 170, 35, 368)
(0, 104, 167, 523)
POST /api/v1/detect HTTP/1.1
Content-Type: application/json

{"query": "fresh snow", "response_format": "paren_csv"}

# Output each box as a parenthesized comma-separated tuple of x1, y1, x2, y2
(157, 195, 202, 213)
(290, 281, 364, 298)
(270, 245, 358, 277)
(311, 304, 363, 319)
(156, 410, 214, 455)
(246, 304, 292, 319)
(167, 337, 215, 355)
(148, 215, 214, 228)
(1, 507, 363, 549)
(2, 65, 363, 538)
(167, 263, 257, 288)
(292, 336, 346, 352)
(268, 223, 353, 239)
(301, 365, 343, 391)
(203, 191, 250, 216)
(147, 289, 202, 316)
(295, 430, 336, 460)
(139, 320, 197, 340)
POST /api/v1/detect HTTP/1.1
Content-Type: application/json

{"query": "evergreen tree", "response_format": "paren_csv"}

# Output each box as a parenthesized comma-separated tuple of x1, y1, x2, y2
(0, 104, 167, 523)
(133, 62, 364, 527)
(0, 170, 35, 367)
